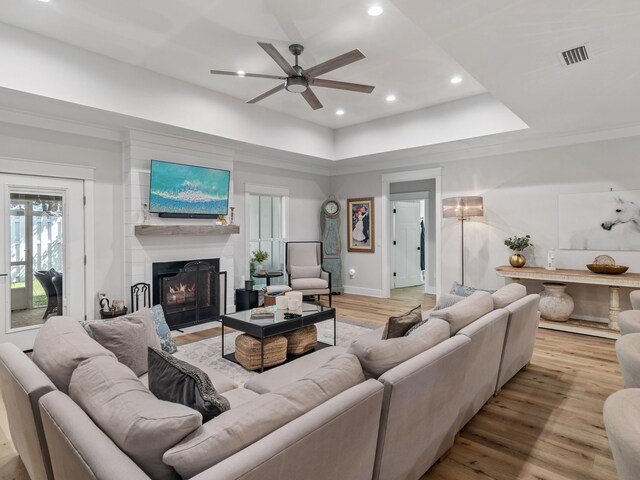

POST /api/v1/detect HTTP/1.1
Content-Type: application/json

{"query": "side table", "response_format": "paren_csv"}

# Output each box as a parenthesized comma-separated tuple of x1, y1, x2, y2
(235, 289, 259, 311)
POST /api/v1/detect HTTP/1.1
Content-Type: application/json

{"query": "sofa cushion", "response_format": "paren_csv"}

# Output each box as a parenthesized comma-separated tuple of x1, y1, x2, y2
(430, 291, 494, 335)
(88, 318, 148, 376)
(32, 316, 116, 394)
(492, 283, 527, 309)
(163, 353, 364, 478)
(382, 305, 422, 339)
(148, 347, 230, 422)
(347, 319, 450, 378)
(81, 309, 162, 352)
(289, 265, 321, 279)
(291, 278, 329, 290)
(69, 356, 201, 480)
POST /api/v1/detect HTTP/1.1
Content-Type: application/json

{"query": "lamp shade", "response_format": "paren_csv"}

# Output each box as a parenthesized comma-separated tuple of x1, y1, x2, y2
(443, 196, 484, 219)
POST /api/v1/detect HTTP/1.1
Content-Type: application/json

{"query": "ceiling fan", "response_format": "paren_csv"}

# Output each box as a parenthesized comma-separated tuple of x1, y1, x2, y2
(210, 42, 375, 110)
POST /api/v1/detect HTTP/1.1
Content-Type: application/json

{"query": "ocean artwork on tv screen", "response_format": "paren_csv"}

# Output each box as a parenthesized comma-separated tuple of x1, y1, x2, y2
(149, 160, 230, 216)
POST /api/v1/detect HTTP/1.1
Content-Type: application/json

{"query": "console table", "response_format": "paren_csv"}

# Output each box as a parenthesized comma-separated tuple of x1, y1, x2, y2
(496, 266, 640, 330)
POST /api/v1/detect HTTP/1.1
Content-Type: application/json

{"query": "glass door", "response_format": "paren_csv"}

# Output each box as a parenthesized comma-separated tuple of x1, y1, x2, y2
(0, 174, 85, 350)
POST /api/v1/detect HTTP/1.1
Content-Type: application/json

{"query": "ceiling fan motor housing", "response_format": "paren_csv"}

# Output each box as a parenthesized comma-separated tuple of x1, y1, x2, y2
(285, 75, 308, 93)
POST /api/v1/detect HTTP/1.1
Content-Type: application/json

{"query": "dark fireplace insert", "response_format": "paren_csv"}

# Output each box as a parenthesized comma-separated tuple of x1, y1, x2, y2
(152, 259, 225, 330)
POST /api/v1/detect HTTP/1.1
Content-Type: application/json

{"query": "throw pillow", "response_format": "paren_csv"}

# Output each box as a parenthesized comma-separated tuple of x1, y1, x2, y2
(150, 305, 178, 354)
(433, 293, 465, 311)
(147, 347, 230, 422)
(89, 318, 148, 376)
(382, 305, 422, 339)
(450, 281, 496, 297)
(80, 310, 161, 351)
(69, 356, 202, 480)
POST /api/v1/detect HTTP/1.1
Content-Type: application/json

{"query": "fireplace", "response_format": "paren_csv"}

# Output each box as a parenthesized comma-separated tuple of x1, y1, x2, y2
(152, 259, 225, 330)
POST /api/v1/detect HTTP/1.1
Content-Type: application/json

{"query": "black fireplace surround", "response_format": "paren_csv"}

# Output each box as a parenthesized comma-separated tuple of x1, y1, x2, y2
(152, 259, 221, 330)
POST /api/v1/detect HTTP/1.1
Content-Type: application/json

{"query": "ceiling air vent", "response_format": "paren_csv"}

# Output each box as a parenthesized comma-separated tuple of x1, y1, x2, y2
(560, 45, 589, 66)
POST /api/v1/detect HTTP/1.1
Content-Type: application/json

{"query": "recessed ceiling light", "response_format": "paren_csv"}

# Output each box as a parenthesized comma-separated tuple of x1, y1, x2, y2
(237, 70, 246, 77)
(38, 0, 51, 3)
(450, 76, 462, 84)
(336, 109, 345, 116)
(385, 95, 396, 102)
(368, 6, 383, 16)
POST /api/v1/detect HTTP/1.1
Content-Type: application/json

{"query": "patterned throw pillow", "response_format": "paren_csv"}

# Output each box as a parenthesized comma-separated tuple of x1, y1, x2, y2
(148, 347, 230, 422)
(449, 281, 496, 297)
(382, 305, 422, 339)
(150, 305, 178, 354)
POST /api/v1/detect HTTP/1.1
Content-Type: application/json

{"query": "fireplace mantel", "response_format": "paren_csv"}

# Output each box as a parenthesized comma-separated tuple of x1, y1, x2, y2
(135, 224, 240, 236)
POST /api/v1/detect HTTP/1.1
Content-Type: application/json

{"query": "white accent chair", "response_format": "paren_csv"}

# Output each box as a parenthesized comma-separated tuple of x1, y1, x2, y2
(604, 389, 640, 480)
(286, 242, 332, 307)
(618, 310, 640, 336)
(616, 333, 640, 388)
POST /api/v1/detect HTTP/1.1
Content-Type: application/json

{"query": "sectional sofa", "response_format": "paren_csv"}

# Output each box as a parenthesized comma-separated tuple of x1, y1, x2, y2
(0, 283, 539, 480)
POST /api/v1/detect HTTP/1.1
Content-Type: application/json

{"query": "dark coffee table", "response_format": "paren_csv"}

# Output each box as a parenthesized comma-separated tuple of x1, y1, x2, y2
(220, 303, 336, 372)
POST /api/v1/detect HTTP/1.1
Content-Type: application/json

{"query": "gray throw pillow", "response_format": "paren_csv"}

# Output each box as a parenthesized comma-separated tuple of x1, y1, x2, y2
(148, 347, 230, 422)
(382, 305, 422, 339)
(433, 293, 465, 311)
(89, 318, 148, 376)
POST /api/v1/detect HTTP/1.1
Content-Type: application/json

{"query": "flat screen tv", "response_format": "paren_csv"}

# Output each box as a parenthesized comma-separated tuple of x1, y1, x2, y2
(149, 160, 231, 218)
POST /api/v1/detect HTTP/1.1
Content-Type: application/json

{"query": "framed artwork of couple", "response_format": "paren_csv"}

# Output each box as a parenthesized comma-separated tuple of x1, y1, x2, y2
(347, 197, 375, 253)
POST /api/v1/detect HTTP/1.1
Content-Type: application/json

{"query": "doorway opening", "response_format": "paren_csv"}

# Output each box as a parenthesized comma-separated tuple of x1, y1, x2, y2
(380, 168, 442, 300)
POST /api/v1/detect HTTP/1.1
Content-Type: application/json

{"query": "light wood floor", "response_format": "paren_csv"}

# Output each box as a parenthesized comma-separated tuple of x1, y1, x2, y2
(0, 287, 622, 480)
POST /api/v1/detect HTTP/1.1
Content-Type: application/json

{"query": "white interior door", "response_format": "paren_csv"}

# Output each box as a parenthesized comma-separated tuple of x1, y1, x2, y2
(0, 174, 85, 350)
(392, 201, 424, 288)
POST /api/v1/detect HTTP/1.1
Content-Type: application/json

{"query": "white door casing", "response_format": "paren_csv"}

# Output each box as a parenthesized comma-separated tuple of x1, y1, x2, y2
(0, 174, 85, 350)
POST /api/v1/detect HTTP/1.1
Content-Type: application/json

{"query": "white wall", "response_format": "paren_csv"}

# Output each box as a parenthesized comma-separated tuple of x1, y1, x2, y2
(0, 121, 124, 315)
(330, 172, 384, 297)
(441, 136, 640, 320)
(232, 161, 331, 288)
(332, 135, 640, 320)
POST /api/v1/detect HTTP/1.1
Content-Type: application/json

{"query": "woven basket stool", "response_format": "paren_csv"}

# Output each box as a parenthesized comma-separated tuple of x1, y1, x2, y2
(235, 334, 288, 371)
(284, 325, 318, 355)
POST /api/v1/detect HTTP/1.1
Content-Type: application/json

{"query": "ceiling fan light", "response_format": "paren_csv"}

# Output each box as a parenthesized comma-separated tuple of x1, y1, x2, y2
(285, 76, 308, 93)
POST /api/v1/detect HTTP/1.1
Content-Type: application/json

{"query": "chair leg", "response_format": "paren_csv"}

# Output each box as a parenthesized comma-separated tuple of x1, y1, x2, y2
(329, 293, 332, 308)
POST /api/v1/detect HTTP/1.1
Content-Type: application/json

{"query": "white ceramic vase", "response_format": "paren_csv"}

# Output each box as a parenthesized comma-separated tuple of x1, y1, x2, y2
(539, 282, 574, 322)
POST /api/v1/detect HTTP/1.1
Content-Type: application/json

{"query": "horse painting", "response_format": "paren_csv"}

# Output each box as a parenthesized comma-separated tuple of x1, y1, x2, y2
(560, 191, 640, 251)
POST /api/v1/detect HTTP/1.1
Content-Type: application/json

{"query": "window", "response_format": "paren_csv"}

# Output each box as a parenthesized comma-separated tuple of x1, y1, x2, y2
(248, 193, 286, 286)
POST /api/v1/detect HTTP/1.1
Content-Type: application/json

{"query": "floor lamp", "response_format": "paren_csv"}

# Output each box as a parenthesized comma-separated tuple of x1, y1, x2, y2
(443, 196, 484, 285)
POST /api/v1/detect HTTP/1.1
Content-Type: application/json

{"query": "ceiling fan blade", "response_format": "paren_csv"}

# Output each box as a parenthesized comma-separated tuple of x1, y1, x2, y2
(301, 88, 323, 110)
(210, 70, 286, 80)
(257, 42, 296, 76)
(311, 78, 375, 94)
(305, 49, 366, 78)
(246, 84, 285, 104)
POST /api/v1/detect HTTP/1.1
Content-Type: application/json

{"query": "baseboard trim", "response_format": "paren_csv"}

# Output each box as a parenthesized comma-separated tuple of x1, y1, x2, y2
(343, 286, 384, 298)
(569, 314, 608, 324)
(425, 286, 437, 295)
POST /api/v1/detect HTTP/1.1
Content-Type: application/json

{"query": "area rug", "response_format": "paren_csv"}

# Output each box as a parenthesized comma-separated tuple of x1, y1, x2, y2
(176, 319, 373, 386)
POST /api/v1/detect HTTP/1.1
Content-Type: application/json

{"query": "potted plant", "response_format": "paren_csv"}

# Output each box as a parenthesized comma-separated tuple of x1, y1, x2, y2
(251, 250, 269, 275)
(504, 234, 532, 268)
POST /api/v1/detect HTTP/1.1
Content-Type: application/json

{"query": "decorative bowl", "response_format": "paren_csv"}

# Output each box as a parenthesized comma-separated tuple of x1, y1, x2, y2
(586, 264, 629, 275)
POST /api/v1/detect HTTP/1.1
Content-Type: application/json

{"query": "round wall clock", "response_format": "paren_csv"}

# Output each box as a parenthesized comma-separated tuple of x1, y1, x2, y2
(322, 198, 340, 217)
